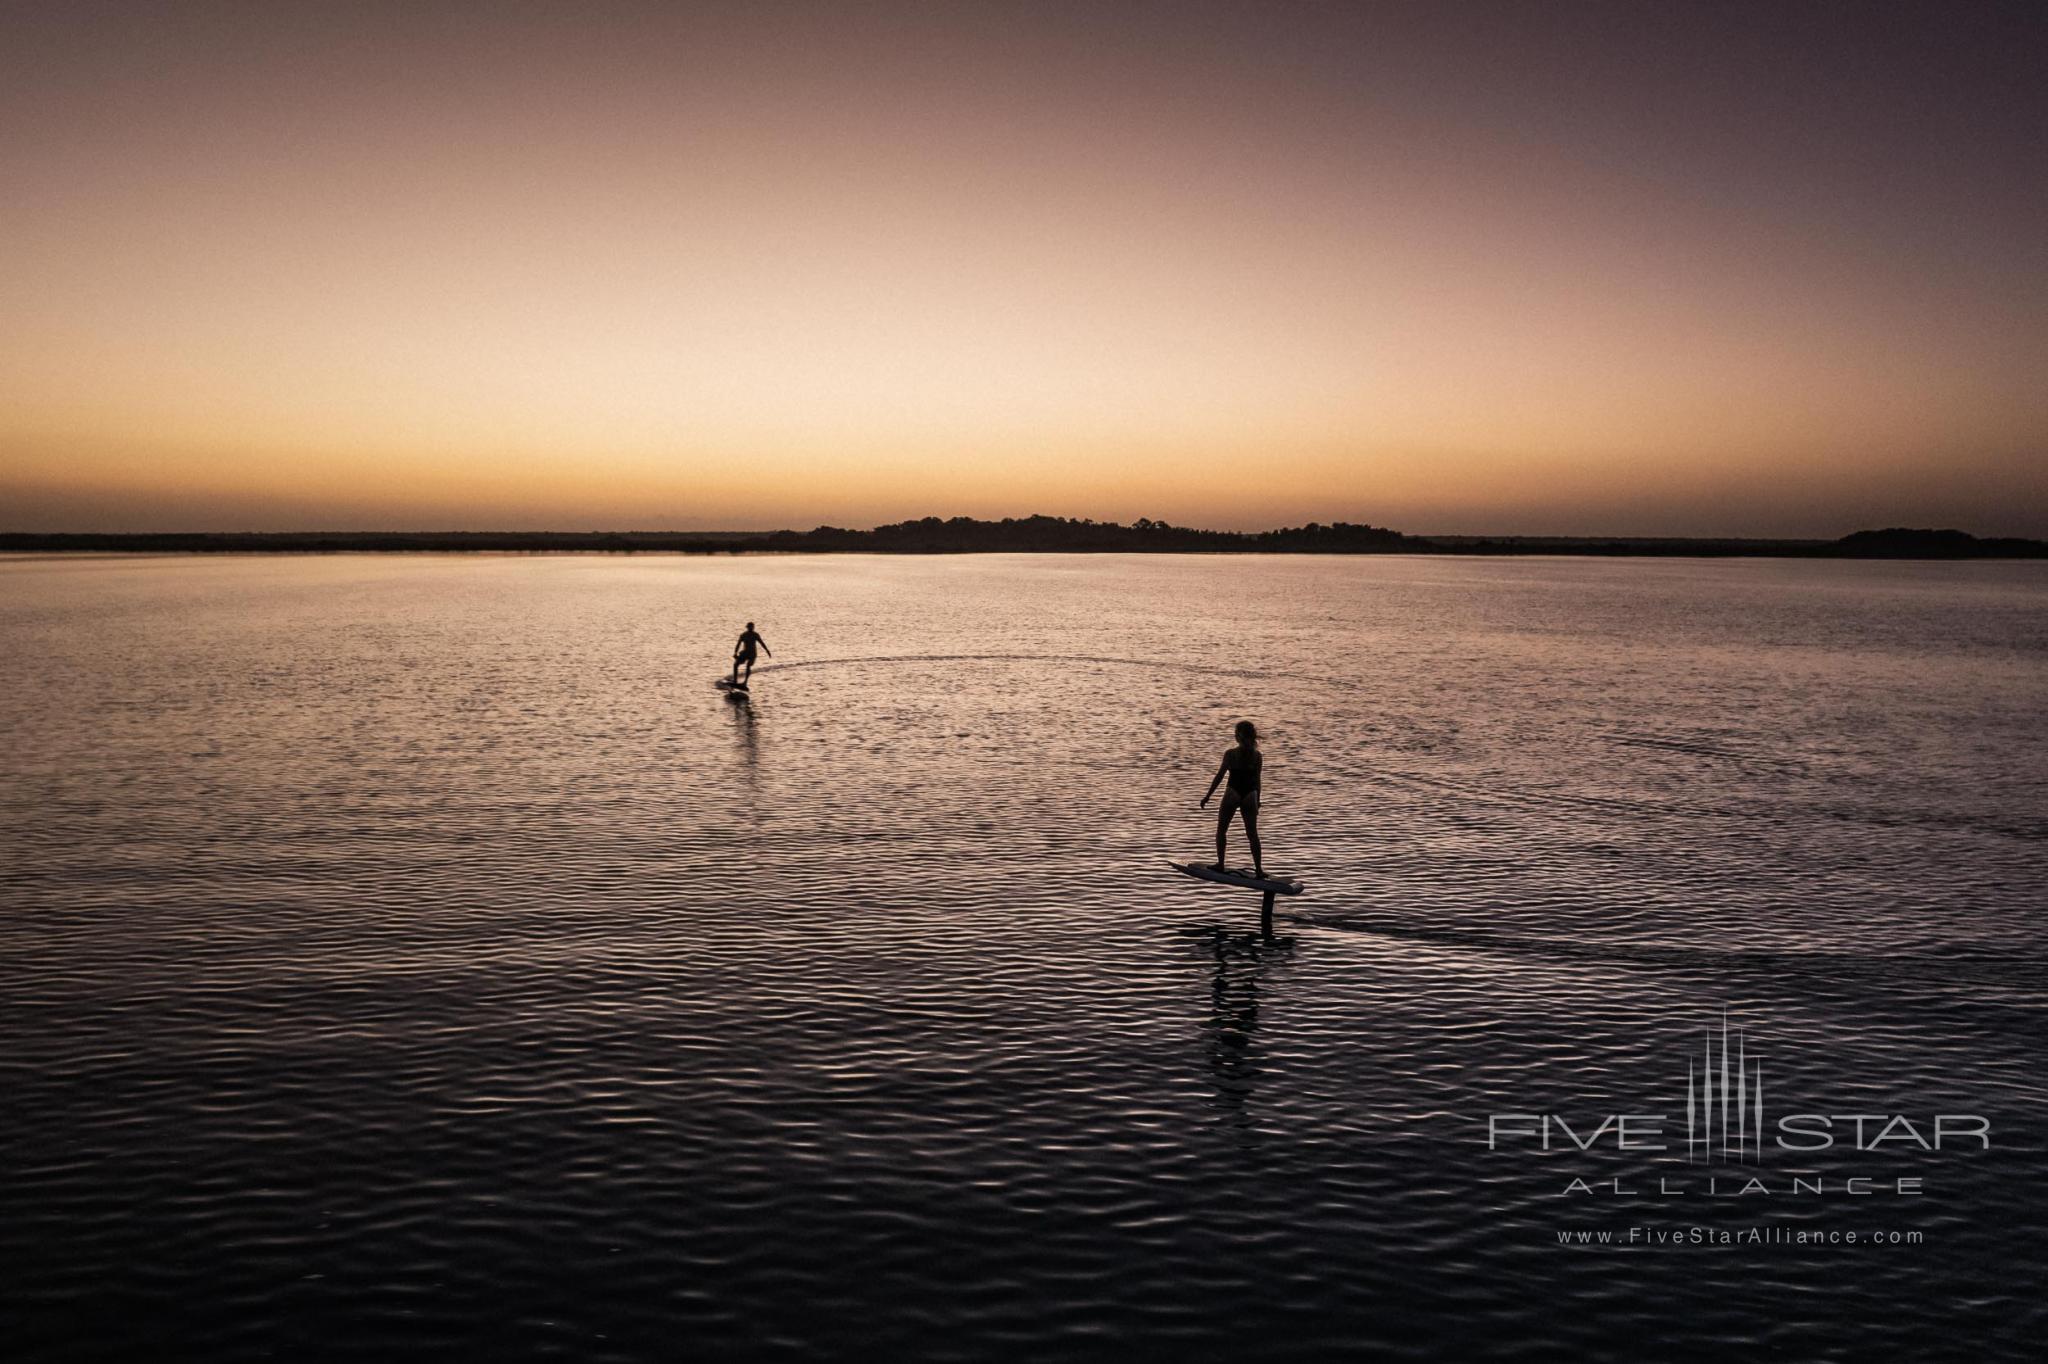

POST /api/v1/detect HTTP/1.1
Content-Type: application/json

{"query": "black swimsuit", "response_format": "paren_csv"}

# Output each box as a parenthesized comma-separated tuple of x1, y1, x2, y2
(1225, 748, 1262, 804)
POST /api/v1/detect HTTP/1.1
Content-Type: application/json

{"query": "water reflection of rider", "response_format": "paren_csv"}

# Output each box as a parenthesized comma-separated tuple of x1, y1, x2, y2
(1192, 924, 1294, 1128)
(727, 686, 759, 789)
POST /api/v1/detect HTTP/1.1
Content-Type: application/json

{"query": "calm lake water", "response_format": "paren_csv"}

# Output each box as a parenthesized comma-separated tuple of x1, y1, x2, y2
(4, 553, 2046, 1361)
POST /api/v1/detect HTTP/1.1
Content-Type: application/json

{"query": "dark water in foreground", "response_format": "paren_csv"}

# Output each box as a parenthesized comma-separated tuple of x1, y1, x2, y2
(4, 553, 2045, 1361)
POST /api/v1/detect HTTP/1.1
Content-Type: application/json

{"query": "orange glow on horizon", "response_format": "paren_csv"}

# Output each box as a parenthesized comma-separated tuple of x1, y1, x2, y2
(2, 5, 2042, 537)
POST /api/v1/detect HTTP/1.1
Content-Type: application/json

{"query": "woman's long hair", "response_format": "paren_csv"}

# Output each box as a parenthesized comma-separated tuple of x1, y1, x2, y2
(1234, 720, 1258, 747)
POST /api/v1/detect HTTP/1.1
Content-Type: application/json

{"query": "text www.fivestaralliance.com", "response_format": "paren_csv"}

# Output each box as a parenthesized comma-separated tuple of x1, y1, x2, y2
(1557, 1227, 1925, 1248)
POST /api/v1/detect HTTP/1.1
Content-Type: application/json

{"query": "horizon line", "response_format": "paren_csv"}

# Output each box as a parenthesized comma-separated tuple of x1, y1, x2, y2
(4, 518, 2041, 556)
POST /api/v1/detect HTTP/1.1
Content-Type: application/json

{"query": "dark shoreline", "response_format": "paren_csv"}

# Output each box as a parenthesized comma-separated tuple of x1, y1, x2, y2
(2, 520, 2042, 559)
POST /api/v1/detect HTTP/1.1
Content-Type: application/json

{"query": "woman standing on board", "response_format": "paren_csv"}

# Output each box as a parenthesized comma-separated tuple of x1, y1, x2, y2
(1200, 720, 1263, 878)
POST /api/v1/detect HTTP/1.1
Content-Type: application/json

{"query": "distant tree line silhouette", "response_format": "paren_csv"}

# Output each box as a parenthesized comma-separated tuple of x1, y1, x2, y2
(1828, 527, 2047, 558)
(2, 520, 2039, 557)
(754, 514, 1419, 553)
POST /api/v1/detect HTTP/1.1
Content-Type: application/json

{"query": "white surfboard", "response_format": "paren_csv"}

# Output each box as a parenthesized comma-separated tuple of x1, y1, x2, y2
(715, 678, 749, 692)
(1168, 861, 1304, 895)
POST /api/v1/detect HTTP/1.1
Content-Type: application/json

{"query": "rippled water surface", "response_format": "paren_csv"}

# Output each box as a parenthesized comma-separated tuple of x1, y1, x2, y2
(5, 553, 2046, 1361)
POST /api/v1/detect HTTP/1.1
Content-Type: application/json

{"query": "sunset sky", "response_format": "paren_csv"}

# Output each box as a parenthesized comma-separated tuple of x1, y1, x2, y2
(3, 1, 2042, 536)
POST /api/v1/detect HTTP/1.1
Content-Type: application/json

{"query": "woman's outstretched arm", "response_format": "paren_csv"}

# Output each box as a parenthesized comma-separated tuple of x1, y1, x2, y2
(1200, 756, 1228, 807)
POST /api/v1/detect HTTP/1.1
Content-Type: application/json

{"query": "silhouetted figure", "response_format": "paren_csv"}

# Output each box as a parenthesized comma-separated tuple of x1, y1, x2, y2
(731, 621, 771, 686)
(1200, 719, 1264, 877)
